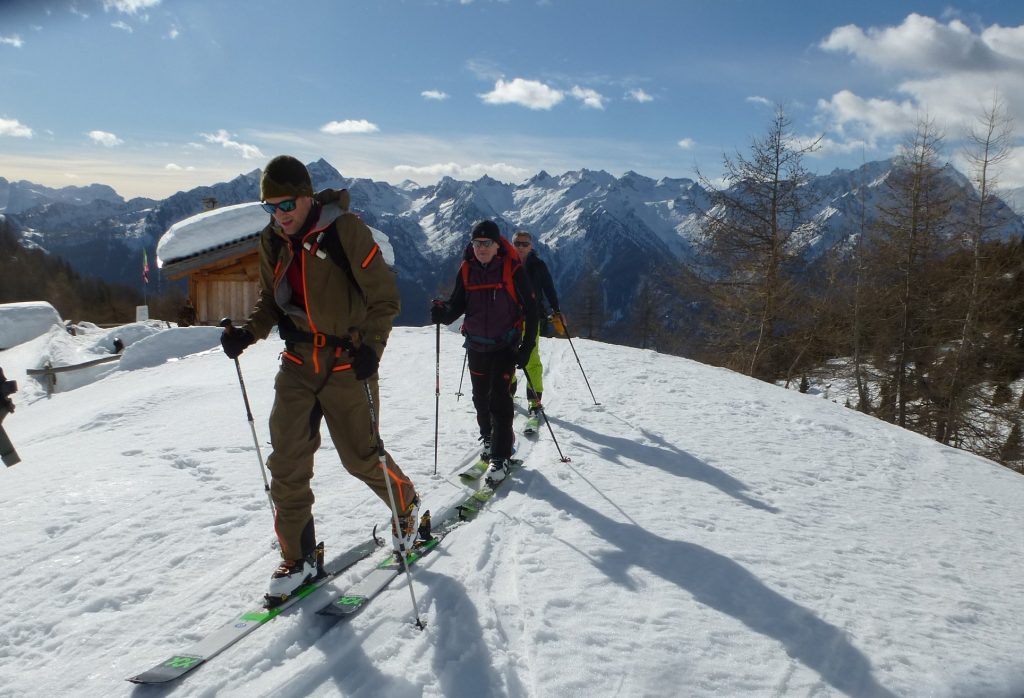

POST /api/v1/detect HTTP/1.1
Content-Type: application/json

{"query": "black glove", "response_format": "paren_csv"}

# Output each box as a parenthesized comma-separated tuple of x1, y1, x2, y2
(516, 343, 533, 369)
(220, 327, 255, 359)
(430, 300, 449, 325)
(349, 342, 380, 380)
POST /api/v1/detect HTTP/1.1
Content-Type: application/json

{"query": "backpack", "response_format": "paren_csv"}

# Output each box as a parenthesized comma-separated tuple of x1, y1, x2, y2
(458, 238, 525, 346)
(267, 193, 393, 301)
(458, 237, 521, 306)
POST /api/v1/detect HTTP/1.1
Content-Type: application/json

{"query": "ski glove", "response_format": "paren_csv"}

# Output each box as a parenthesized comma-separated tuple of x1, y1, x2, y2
(349, 343, 380, 380)
(220, 327, 255, 360)
(430, 300, 449, 325)
(516, 343, 534, 369)
(550, 312, 567, 337)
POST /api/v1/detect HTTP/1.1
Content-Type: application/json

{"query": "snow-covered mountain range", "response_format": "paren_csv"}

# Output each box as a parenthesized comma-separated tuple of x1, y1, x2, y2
(4, 160, 1023, 329)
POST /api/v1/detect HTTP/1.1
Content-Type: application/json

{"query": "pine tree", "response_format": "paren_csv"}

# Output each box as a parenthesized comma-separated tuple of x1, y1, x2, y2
(864, 116, 953, 428)
(693, 105, 821, 379)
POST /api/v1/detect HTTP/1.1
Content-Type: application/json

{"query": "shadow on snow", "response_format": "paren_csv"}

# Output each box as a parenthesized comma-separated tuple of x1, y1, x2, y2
(524, 470, 897, 698)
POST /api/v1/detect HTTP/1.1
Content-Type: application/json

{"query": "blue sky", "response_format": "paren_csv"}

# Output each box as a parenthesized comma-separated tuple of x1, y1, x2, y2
(2, 0, 1024, 199)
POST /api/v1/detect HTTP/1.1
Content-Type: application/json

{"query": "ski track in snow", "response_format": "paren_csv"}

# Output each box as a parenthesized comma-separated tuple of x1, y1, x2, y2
(2, 328, 1024, 697)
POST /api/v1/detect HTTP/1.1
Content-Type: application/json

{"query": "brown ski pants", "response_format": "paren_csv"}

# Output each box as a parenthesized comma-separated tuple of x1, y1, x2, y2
(266, 355, 416, 561)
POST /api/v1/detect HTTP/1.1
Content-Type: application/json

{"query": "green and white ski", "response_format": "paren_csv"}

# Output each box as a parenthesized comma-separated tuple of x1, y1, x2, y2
(317, 536, 442, 617)
(458, 458, 489, 481)
(127, 539, 379, 685)
(320, 458, 523, 616)
(128, 445, 528, 686)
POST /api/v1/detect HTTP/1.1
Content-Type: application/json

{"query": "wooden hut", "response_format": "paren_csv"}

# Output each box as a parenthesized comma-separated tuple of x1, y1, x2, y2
(157, 202, 269, 326)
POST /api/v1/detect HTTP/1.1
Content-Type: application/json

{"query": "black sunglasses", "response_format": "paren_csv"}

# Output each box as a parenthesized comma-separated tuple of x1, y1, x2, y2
(261, 198, 298, 214)
(513, 241, 531, 247)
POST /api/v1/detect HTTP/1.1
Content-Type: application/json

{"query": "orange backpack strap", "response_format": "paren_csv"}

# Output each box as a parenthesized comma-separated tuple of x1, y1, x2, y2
(461, 241, 522, 309)
(502, 252, 519, 305)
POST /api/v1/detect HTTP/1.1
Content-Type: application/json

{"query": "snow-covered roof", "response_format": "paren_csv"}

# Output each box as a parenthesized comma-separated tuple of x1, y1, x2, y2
(0, 301, 62, 349)
(156, 202, 270, 267)
(157, 201, 396, 274)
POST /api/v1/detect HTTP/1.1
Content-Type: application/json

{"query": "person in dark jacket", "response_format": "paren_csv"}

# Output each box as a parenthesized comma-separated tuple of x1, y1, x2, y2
(178, 298, 197, 327)
(219, 155, 419, 602)
(509, 230, 561, 415)
(430, 220, 539, 483)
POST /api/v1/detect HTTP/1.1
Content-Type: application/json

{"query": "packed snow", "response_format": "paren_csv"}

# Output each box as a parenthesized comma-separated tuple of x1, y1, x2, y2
(1, 325, 1023, 697)
(0, 301, 61, 349)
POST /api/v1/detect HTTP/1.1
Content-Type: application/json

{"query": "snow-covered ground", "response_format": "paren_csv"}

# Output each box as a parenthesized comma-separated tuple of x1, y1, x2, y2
(1, 325, 1022, 697)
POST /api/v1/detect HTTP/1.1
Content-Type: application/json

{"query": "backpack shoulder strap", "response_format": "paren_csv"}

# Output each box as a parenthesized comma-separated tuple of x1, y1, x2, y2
(501, 252, 519, 305)
(321, 219, 362, 298)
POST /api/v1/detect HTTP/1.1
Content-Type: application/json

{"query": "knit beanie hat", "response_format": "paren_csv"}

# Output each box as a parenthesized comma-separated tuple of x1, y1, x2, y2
(470, 220, 501, 242)
(260, 155, 313, 200)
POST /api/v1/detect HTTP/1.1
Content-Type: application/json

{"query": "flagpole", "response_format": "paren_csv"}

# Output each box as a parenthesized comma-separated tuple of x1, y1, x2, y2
(142, 248, 149, 307)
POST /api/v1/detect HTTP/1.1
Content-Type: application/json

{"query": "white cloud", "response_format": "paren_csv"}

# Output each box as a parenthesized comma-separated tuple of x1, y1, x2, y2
(815, 14, 1024, 156)
(320, 119, 380, 135)
(996, 145, 1024, 190)
(103, 0, 161, 14)
(111, 21, 132, 33)
(0, 118, 32, 138)
(167, 26, 180, 39)
(394, 161, 530, 182)
(570, 86, 606, 110)
(200, 129, 264, 159)
(88, 130, 124, 147)
(747, 96, 772, 107)
(0, 35, 24, 48)
(819, 13, 1017, 74)
(677, 138, 695, 150)
(165, 163, 196, 171)
(421, 90, 449, 101)
(626, 88, 653, 103)
(480, 78, 564, 110)
(793, 134, 865, 157)
(816, 90, 919, 143)
(982, 24, 1024, 62)
(465, 58, 504, 83)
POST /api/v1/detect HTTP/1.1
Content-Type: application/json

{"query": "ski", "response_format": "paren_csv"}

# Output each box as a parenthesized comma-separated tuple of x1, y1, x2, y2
(317, 535, 443, 617)
(523, 414, 540, 435)
(458, 458, 489, 481)
(129, 445, 528, 685)
(126, 538, 380, 685)
(320, 454, 525, 617)
(459, 435, 518, 480)
(456, 458, 523, 519)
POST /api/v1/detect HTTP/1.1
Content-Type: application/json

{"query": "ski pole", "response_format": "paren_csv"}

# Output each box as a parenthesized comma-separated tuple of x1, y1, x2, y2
(455, 349, 468, 400)
(361, 380, 426, 630)
(557, 314, 600, 406)
(522, 370, 570, 463)
(434, 322, 440, 476)
(219, 319, 275, 520)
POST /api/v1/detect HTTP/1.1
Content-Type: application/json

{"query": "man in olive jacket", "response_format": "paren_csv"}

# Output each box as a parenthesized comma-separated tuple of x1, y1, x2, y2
(220, 155, 419, 601)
